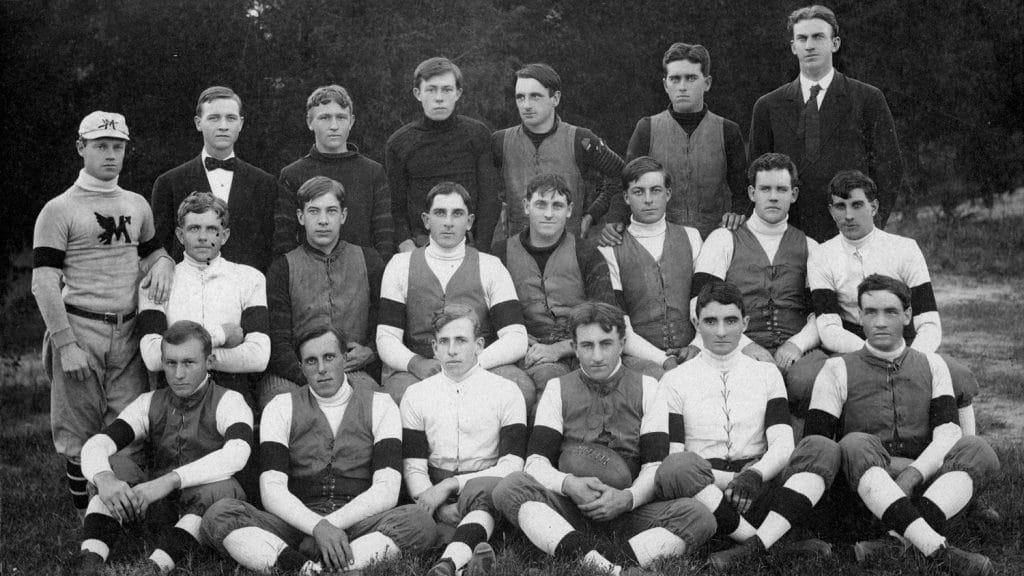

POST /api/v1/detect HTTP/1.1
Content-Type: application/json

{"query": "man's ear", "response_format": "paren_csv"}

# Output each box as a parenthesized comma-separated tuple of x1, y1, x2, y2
(296, 208, 305, 225)
(219, 227, 231, 246)
(421, 211, 431, 231)
(903, 305, 913, 326)
(339, 207, 348, 226)
(175, 227, 185, 246)
(466, 213, 475, 230)
(870, 199, 879, 217)
(791, 186, 799, 202)
(748, 185, 757, 204)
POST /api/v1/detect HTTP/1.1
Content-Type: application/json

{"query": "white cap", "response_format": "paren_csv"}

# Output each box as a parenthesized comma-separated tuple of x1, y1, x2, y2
(78, 111, 130, 140)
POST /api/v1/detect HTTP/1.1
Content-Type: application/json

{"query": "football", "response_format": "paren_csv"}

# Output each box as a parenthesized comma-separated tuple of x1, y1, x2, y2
(558, 441, 636, 490)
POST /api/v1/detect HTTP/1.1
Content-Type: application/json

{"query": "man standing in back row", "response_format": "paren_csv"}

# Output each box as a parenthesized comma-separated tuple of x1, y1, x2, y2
(750, 5, 903, 242)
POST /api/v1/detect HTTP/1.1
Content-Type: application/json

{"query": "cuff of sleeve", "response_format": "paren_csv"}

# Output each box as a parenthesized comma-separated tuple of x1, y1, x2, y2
(625, 488, 643, 510)
(549, 471, 570, 496)
(51, 327, 78, 349)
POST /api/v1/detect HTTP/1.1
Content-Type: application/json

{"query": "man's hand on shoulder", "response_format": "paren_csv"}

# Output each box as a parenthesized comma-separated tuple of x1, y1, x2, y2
(742, 342, 773, 363)
(720, 212, 747, 230)
(94, 470, 140, 523)
(345, 342, 376, 372)
(524, 341, 572, 368)
(398, 239, 417, 253)
(407, 355, 442, 380)
(140, 256, 175, 304)
(597, 223, 625, 247)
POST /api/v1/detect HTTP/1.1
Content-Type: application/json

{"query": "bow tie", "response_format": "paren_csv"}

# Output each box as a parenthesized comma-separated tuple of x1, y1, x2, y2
(204, 157, 236, 172)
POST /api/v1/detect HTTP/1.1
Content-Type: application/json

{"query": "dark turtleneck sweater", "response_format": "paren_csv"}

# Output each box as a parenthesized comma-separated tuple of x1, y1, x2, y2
(384, 114, 501, 253)
(276, 143, 394, 259)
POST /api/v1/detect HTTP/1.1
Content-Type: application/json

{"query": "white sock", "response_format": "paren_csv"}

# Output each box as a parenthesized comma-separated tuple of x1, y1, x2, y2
(958, 406, 976, 436)
(81, 540, 110, 561)
(857, 467, 944, 555)
(693, 484, 756, 541)
(175, 513, 202, 537)
(461, 509, 496, 535)
(903, 519, 945, 556)
(85, 495, 113, 517)
(349, 531, 400, 569)
(583, 549, 619, 574)
(628, 527, 687, 566)
(758, 472, 827, 549)
(222, 527, 289, 571)
(149, 549, 174, 572)
(442, 542, 473, 570)
(518, 501, 575, 556)
(922, 471, 973, 518)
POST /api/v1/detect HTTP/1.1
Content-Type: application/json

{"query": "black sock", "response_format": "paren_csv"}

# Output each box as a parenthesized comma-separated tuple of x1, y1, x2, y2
(66, 459, 89, 510)
(553, 531, 588, 559)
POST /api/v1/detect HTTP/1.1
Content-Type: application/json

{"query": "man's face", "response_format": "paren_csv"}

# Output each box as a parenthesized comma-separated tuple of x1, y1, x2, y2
(299, 332, 348, 397)
(696, 301, 748, 357)
(663, 59, 711, 114)
(162, 338, 211, 398)
(749, 169, 798, 225)
(307, 101, 354, 154)
(524, 189, 572, 243)
(624, 171, 671, 225)
(829, 188, 877, 241)
(77, 138, 126, 181)
(572, 323, 625, 381)
(422, 192, 474, 249)
(176, 210, 229, 263)
(432, 317, 483, 380)
(414, 72, 462, 121)
(791, 18, 840, 76)
(297, 193, 347, 253)
(194, 97, 243, 157)
(515, 77, 560, 132)
(859, 290, 910, 352)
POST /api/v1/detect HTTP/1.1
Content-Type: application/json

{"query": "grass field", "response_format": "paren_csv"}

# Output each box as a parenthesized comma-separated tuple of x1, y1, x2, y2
(2, 215, 1023, 575)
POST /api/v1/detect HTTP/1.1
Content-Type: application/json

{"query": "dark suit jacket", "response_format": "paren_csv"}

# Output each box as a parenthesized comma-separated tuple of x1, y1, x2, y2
(750, 72, 904, 242)
(151, 155, 283, 272)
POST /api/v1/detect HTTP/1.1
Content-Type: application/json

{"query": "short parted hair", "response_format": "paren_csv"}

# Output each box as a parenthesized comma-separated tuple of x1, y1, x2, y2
(695, 280, 747, 318)
(662, 42, 711, 76)
(525, 173, 572, 204)
(293, 324, 348, 360)
(788, 5, 840, 38)
(431, 303, 482, 338)
(425, 181, 474, 214)
(297, 176, 346, 209)
(305, 84, 354, 119)
(828, 169, 877, 202)
(162, 320, 213, 356)
(176, 191, 229, 228)
(515, 63, 561, 95)
(414, 57, 463, 90)
(195, 86, 242, 118)
(858, 274, 911, 310)
(621, 156, 672, 191)
(569, 301, 627, 342)
(747, 152, 800, 187)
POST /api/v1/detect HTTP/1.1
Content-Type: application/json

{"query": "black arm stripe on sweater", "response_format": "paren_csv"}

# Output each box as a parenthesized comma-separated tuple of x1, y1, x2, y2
(498, 423, 528, 459)
(490, 300, 525, 331)
(224, 422, 254, 445)
(260, 441, 290, 474)
(765, 397, 792, 429)
(137, 309, 168, 337)
(691, 272, 723, 300)
(241, 306, 270, 335)
(929, 395, 958, 430)
(527, 425, 562, 463)
(803, 409, 839, 440)
(137, 236, 162, 258)
(32, 247, 65, 269)
(372, 438, 403, 472)
(639, 431, 669, 464)
(811, 288, 843, 316)
(101, 419, 136, 451)
(379, 298, 407, 329)
(910, 283, 938, 314)
(402, 428, 429, 460)
(668, 413, 685, 444)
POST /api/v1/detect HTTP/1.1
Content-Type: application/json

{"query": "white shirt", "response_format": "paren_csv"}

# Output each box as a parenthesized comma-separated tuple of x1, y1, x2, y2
(800, 68, 835, 107)
(201, 149, 236, 203)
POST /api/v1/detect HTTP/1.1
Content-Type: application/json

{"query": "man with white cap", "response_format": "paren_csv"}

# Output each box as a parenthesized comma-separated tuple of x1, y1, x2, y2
(32, 111, 175, 520)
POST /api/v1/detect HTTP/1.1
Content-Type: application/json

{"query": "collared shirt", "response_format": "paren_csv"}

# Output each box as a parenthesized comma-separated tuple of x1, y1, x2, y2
(201, 149, 236, 203)
(800, 68, 835, 107)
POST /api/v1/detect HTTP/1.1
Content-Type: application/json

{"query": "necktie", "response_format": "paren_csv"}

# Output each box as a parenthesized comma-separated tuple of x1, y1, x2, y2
(803, 84, 822, 163)
(204, 156, 236, 172)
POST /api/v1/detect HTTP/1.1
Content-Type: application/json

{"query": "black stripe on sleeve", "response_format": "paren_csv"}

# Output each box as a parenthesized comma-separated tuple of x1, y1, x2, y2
(803, 409, 839, 440)
(259, 441, 290, 474)
(32, 247, 65, 269)
(402, 428, 429, 460)
(691, 272, 723, 300)
(373, 437, 402, 472)
(137, 236, 161, 258)
(765, 397, 791, 429)
(224, 422, 254, 446)
(498, 423, 527, 459)
(811, 289, 843, 316)
(527, 425, 563, 463)
(101, 419, 136, 451)
(379, 298, 407, 329)
(489, 299, 525, 332)
(137, 309, 168, 337)
(910, 283, 938, 314)
(241, 306, 270, 335)
(639, 431, 669, 464)
(929, 395, 958, 430)
(668, 413, 685, 444)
